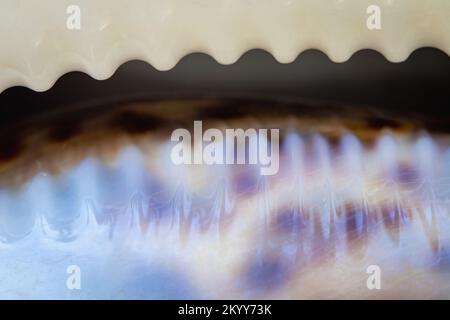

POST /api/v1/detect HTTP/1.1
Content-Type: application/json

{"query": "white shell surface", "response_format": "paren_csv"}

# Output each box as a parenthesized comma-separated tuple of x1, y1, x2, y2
(0, 0, 449, 92)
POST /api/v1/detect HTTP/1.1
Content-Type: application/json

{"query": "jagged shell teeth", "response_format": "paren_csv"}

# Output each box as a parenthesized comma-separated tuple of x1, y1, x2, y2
(1, 0, 450, 92)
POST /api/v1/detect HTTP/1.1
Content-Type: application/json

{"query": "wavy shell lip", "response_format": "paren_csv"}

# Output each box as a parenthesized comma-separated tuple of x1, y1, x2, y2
(0, 0, 449, 93)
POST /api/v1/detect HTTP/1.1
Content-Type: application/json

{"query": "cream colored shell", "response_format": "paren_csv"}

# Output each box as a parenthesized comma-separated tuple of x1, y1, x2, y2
(0, 0, 449, 92)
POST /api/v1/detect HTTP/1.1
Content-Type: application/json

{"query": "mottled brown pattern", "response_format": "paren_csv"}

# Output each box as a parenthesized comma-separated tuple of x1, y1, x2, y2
(47, 121, 82, 142)
(0, 131, 24, 162)
(0, 97, 447, 187)
(366, 116, 403, 130)
(110, 110, 165, 134)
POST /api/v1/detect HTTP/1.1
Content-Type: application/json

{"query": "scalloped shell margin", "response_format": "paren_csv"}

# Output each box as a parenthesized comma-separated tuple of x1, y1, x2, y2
(0, 0, 449, 93)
